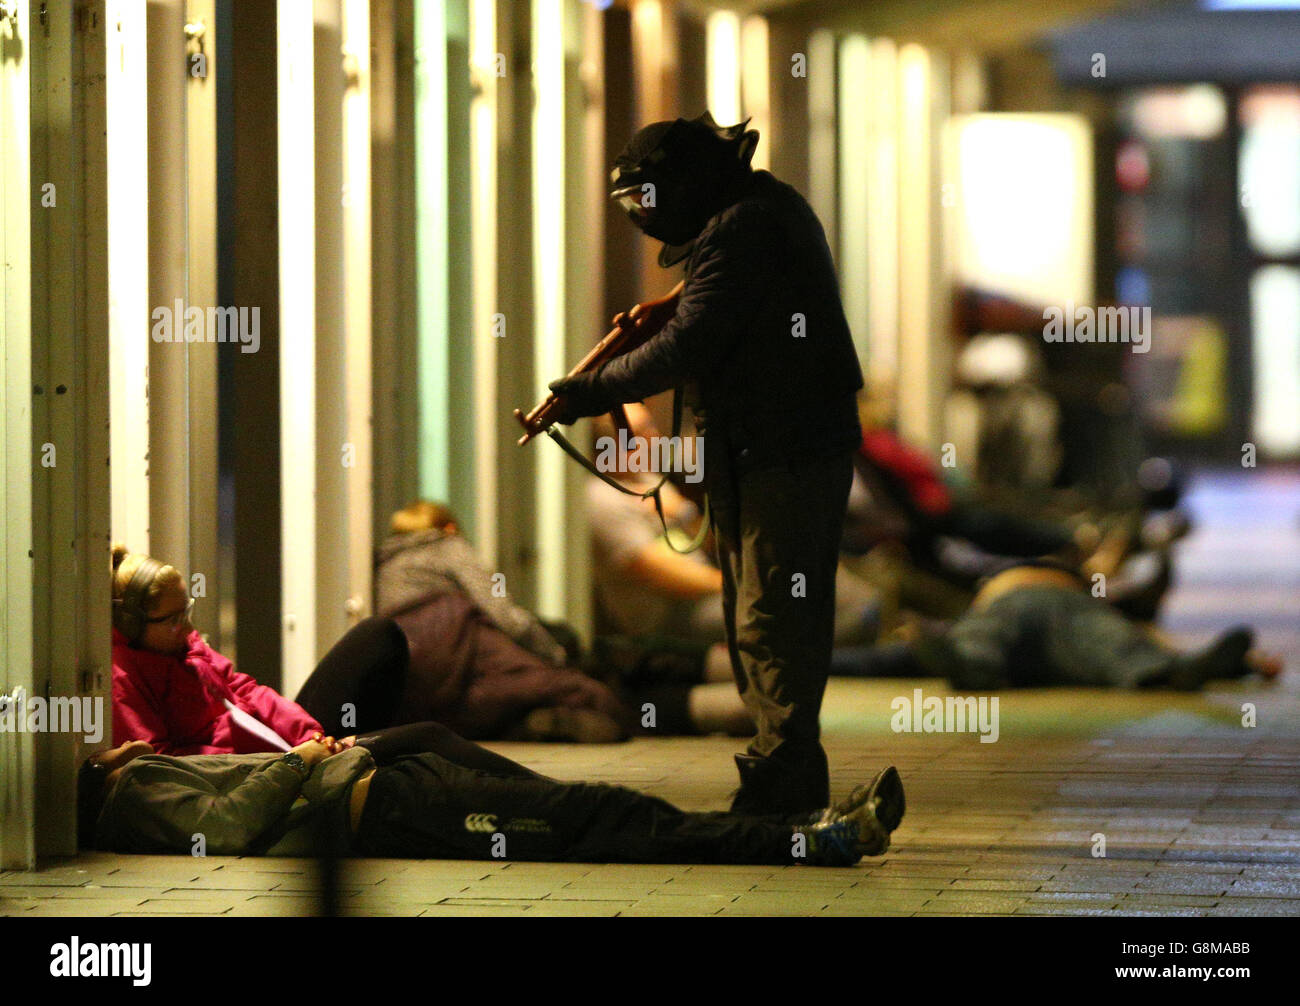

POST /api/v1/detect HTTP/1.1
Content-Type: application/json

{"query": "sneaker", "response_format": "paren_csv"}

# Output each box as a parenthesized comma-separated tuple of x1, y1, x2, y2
(798, 795, 893, 866)
(816, 765, 906, 833)
(800, 817, 871, 867)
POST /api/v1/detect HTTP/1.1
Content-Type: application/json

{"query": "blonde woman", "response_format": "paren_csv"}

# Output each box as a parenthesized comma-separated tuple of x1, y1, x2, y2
(111, 545, 408, 753)
(112, 544, 631, 747)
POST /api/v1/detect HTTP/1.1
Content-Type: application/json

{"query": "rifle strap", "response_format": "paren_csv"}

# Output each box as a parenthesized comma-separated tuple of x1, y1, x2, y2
(543, 385, 710, 555)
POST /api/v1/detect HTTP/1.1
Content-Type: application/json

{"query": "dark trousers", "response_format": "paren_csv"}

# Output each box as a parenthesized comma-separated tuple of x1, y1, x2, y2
(353, 750, 803, 865)
(293, 617, 411, 736)
(946, 586, 1176, 690)
(710, 450, 855, 758)
(353, 720, 545, 777)
(293, 608, 628, 740)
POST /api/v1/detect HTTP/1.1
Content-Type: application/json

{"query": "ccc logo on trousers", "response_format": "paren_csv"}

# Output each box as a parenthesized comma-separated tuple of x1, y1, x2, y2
(464, 813, 499, 833)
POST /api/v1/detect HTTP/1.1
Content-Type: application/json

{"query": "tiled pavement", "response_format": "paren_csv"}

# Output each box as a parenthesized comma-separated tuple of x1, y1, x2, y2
(3, 470, 1297, 917)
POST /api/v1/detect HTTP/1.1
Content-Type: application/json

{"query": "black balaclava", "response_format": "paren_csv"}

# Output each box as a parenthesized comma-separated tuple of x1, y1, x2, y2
(610, 111, 759, 267)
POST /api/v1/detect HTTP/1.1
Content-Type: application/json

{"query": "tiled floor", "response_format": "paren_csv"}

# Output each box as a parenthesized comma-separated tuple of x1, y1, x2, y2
(3, 469, 1298, 916)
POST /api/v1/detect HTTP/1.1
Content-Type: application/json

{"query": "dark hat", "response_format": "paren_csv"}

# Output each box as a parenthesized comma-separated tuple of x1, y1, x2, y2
(610, 111, 758, 193)
(610, 112, 760, 266)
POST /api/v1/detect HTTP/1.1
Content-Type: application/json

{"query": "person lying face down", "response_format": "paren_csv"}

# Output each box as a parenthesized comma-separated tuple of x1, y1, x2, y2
(78, 730, 906, 868)
(910, 561, 1281, 691)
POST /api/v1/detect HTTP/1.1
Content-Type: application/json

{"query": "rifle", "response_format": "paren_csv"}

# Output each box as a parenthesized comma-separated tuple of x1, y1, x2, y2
(512, 280, 685, 446)
(511, 279, 709, 555)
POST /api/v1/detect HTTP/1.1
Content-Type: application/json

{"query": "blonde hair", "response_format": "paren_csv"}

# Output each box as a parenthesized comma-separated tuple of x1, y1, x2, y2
(390, 500, 458, 535)
(111, 544, 184, 611)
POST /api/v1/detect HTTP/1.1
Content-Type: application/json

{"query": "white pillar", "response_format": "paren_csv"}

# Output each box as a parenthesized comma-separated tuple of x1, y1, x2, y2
(866, 38, 899, 386)
(107, 1, 151, 555)
(838, 33, 870, 365)
(470, 0, 500, 567)
(807, 29, 837, 264)
(897, 45, 951, 451)
(740, 15, 769, 171)
(342, 0, 373, 623)
(0, 0, 34, 871)
(532, 0, 566, 617)
(277, 0, 319, 692)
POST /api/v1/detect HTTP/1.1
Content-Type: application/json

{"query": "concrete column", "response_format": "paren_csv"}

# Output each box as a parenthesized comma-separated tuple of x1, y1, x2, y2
(766, 14, 810, 197)
(277, 0, 319, 692)
(29, 0, 112, 857)
(342, 0, 374, 624)
(896, 45, 951, 451)
(230, 0, 283, 688)
(807, 29, 837, 264)
(0, 0, 34, 870)
(369, 0, 418, 548)
(468, 0, 500, 566)
(147, 0, 191, 580)
(186, 0, 221, 650)
(838, 33, 870, 364)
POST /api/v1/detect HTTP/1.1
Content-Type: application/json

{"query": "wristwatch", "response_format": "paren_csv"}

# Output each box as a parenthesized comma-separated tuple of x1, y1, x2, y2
(281, 751, 310, 779)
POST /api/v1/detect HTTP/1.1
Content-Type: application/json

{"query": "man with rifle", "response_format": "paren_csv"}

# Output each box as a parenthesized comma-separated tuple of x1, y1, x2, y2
(545, 112, 867, 817)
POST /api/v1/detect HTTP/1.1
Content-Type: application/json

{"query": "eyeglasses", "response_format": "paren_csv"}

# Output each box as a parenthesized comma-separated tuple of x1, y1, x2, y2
(146, 597, 195, 630)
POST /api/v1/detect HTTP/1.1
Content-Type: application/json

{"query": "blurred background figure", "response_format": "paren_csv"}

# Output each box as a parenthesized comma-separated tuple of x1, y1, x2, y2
(587, 404, 882, 647)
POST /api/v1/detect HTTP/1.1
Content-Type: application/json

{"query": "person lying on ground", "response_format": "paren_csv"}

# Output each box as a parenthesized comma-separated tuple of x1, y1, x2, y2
(77, 732, 906, 868)
(587, 403, 881, 647)
(374, 498, 750, 734)
(907, 560, 1283, 691)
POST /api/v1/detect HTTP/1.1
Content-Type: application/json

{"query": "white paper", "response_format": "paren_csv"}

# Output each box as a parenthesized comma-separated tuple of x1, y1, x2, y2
(223, 699, 292, 752)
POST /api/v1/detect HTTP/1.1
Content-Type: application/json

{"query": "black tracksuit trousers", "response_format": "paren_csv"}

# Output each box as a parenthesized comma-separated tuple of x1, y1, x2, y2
(352, 747, 806, 865)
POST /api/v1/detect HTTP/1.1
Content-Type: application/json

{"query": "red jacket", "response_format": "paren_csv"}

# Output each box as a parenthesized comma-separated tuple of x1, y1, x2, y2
(860, 429, 953, 519)
(112, 628, 323, 755)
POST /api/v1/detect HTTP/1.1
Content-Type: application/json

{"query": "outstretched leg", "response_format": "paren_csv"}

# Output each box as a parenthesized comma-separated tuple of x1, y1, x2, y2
(354, 721, 543, 779)
(354, 752, 868, 865)
(294, 617, 410, 734)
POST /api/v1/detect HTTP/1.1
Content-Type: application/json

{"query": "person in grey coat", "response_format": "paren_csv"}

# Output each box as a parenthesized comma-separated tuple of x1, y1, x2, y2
(79, 731, 906, 867)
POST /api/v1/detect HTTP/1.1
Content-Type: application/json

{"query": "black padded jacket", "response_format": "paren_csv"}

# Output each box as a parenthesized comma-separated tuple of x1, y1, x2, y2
(598, 169, 865, 479)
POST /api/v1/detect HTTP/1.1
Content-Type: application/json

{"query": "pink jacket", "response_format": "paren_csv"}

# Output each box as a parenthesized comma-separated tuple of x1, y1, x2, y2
(112, 628, 323, 755)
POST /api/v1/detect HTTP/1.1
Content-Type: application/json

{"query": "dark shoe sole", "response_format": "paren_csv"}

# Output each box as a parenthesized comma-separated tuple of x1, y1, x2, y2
(866, 765, 905, 833)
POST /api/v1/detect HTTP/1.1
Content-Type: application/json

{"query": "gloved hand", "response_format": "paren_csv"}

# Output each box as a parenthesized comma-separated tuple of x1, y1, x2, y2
(548, 364, 613, 426)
